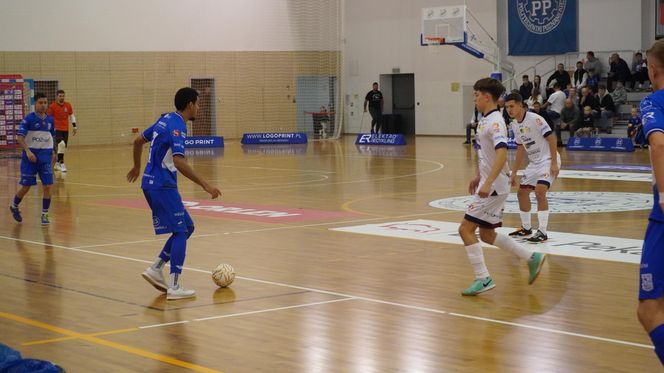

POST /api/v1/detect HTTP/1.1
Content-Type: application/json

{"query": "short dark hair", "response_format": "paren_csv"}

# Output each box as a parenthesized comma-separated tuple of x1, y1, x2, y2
(56, 89, 65, 95)
(504, 93, 523, 104)
(473, 78, 505, 101)
(35, 92, 47, 101)
(553, 82, 562, 89)
(636, 52, 643, 57)
(587, 51, 595, 57)
(372, 82, 378, 85)
(174, 87, 199, 111)
(576, 60, 583, 65)
(598, 83, 607, 90)
(522, 74, 529, 79)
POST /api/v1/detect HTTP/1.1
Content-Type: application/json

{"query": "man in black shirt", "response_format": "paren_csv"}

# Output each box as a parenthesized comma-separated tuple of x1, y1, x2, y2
(519, 75, 533, 101)
(364, 82, 383, 134)
(546, 63, 571, 96)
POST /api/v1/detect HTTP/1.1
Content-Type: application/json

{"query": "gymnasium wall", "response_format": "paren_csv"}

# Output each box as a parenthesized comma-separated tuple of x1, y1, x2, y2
(343, 0, 498, 136)
(0, 1, 341, 145)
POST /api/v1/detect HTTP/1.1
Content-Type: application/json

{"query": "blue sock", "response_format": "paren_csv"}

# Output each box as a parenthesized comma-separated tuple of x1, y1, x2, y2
(649, 324, 664, 365)
(158, 235, 175, 263)
(42, 198, 51, 213)
(168, 232, 188, 275)
(13, 195, 22, 208)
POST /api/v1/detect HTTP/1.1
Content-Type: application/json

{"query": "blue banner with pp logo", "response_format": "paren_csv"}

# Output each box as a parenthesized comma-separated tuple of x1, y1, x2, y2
(241, 133, 308, 144)
(566, 137, 634, 152)
(508, 0, 577, 56)
(355, 134, 406, 145)
(184, 136, 224, 148)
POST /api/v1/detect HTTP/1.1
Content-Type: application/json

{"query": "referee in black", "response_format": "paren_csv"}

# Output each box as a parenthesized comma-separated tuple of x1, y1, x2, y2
(364, 82, 384, 134)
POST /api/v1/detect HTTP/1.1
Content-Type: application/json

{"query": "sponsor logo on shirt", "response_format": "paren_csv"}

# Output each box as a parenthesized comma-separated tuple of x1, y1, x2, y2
(173, 129, 181, 137)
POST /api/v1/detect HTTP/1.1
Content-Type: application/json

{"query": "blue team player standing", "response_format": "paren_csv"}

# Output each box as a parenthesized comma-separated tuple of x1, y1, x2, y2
(638, 39, 664, 366)
(9, 92, 56, 225)
(127, 88, 221, 300)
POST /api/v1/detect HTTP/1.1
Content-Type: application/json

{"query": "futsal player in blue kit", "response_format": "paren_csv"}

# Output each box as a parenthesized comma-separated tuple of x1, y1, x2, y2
(9, 92, 56, 226)
(127, 87, 221, 300)
(638, 40, 664, 366)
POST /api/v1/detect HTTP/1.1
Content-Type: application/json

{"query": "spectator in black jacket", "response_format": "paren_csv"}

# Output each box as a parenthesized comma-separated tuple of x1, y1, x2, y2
(596, 84, 616, 133)
(573, 61, 588, 90)
(607, 53, 630, 91)
(578, 87, 599, 114)
(519, 75, 533, 101)
(530, 101, 553, 128)
(546, 63, 571, 95)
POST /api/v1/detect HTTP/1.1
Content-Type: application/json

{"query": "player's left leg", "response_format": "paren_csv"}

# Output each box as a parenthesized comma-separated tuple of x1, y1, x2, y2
(458, 218, 494, 296)
(528, 182, 550, 242)
(38, 160, 54, 226)
(55, 131, 69, 172)
(638, 220, 664, 365)
(511, 185, 534, 236)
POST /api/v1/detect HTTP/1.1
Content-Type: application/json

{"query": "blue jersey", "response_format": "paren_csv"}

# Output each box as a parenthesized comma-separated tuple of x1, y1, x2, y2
(641, 90, 664, 222)
(628, 115, 641, 127)
(17, 112, 55, 163)
(141, 112, 187, 190)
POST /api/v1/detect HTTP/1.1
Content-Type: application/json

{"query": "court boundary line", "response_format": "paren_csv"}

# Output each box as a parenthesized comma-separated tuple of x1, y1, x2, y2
(0, 234, 653, 350)
(0, 311, 223, 373)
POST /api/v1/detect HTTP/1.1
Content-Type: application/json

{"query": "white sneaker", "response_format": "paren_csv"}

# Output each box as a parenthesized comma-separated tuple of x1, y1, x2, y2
(167, 285, 196, 300)
(54, 162, 61, 171)
(60, 163, 67, 172)
(141, 267, 167, 292)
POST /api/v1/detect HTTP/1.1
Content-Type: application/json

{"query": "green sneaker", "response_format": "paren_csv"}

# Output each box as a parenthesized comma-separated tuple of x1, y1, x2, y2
(461, 277, 495, 296)
(41, 213, 50, 226)
(528, 252, 546, 284)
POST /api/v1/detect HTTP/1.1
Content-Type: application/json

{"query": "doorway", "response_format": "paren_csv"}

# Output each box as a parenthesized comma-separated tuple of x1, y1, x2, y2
(379, 74, 415, 135)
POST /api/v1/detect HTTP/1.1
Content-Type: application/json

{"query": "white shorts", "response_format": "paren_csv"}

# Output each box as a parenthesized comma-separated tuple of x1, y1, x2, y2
(464, 193, 508, 228)
(521, 161, 556, 189)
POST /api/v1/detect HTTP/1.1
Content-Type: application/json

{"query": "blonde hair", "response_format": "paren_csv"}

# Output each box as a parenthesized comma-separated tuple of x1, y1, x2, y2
(647, 40, 664, 68)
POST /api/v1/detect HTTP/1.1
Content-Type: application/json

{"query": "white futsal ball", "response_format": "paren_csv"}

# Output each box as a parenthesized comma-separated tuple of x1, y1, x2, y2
(212, 263, 235, 287)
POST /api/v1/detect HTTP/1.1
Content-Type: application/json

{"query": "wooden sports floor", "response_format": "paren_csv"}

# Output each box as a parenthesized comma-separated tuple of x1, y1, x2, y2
(0, 135, 660, 372)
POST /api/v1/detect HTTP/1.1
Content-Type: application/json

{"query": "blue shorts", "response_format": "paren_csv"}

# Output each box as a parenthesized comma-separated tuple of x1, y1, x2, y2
(20, 157, 53, 186)
(143, 189, 193, 235)
(639, 220, 664, 300)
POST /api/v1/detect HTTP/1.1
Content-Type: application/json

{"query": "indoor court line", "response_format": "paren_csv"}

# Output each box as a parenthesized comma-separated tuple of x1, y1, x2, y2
(0, 311, 224, 373)
(22, 327, 139, 346)
(0, 233, 653, 351)
(140, 297, 355, 329)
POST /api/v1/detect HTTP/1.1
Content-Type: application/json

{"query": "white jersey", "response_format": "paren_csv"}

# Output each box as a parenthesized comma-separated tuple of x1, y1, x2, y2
(476, 109, 510, 195)
(513, 111, 560, 165)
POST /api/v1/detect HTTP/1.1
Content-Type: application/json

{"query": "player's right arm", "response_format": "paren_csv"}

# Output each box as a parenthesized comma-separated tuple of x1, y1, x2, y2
(127, 124, 154, 182)
(510, 145, 526, 186)
(16, 118, 36, 163)
(127, 135, 148, 182)
(172, 155, 221, 199)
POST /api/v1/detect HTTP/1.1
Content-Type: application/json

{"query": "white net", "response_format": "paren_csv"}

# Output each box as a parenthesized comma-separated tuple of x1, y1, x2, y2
(0, 1, 344, 146)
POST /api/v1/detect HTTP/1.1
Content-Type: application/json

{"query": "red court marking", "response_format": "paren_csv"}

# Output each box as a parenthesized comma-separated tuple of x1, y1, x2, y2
(95, 198, 355, 223)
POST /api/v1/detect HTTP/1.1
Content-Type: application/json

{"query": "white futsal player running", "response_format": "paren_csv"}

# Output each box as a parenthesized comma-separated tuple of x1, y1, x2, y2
(457, 78, 546, 296)
(505, 93, 561, 243)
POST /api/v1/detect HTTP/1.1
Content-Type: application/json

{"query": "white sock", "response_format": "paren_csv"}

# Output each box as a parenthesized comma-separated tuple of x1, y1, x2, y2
(493, 234, 533, 261)
(465, 243, 490, 279)
(537, 210, 549, 234)
(151, 257, 165, 271)
(169, 273, 180, 288)
(520, 211, 532, 230)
